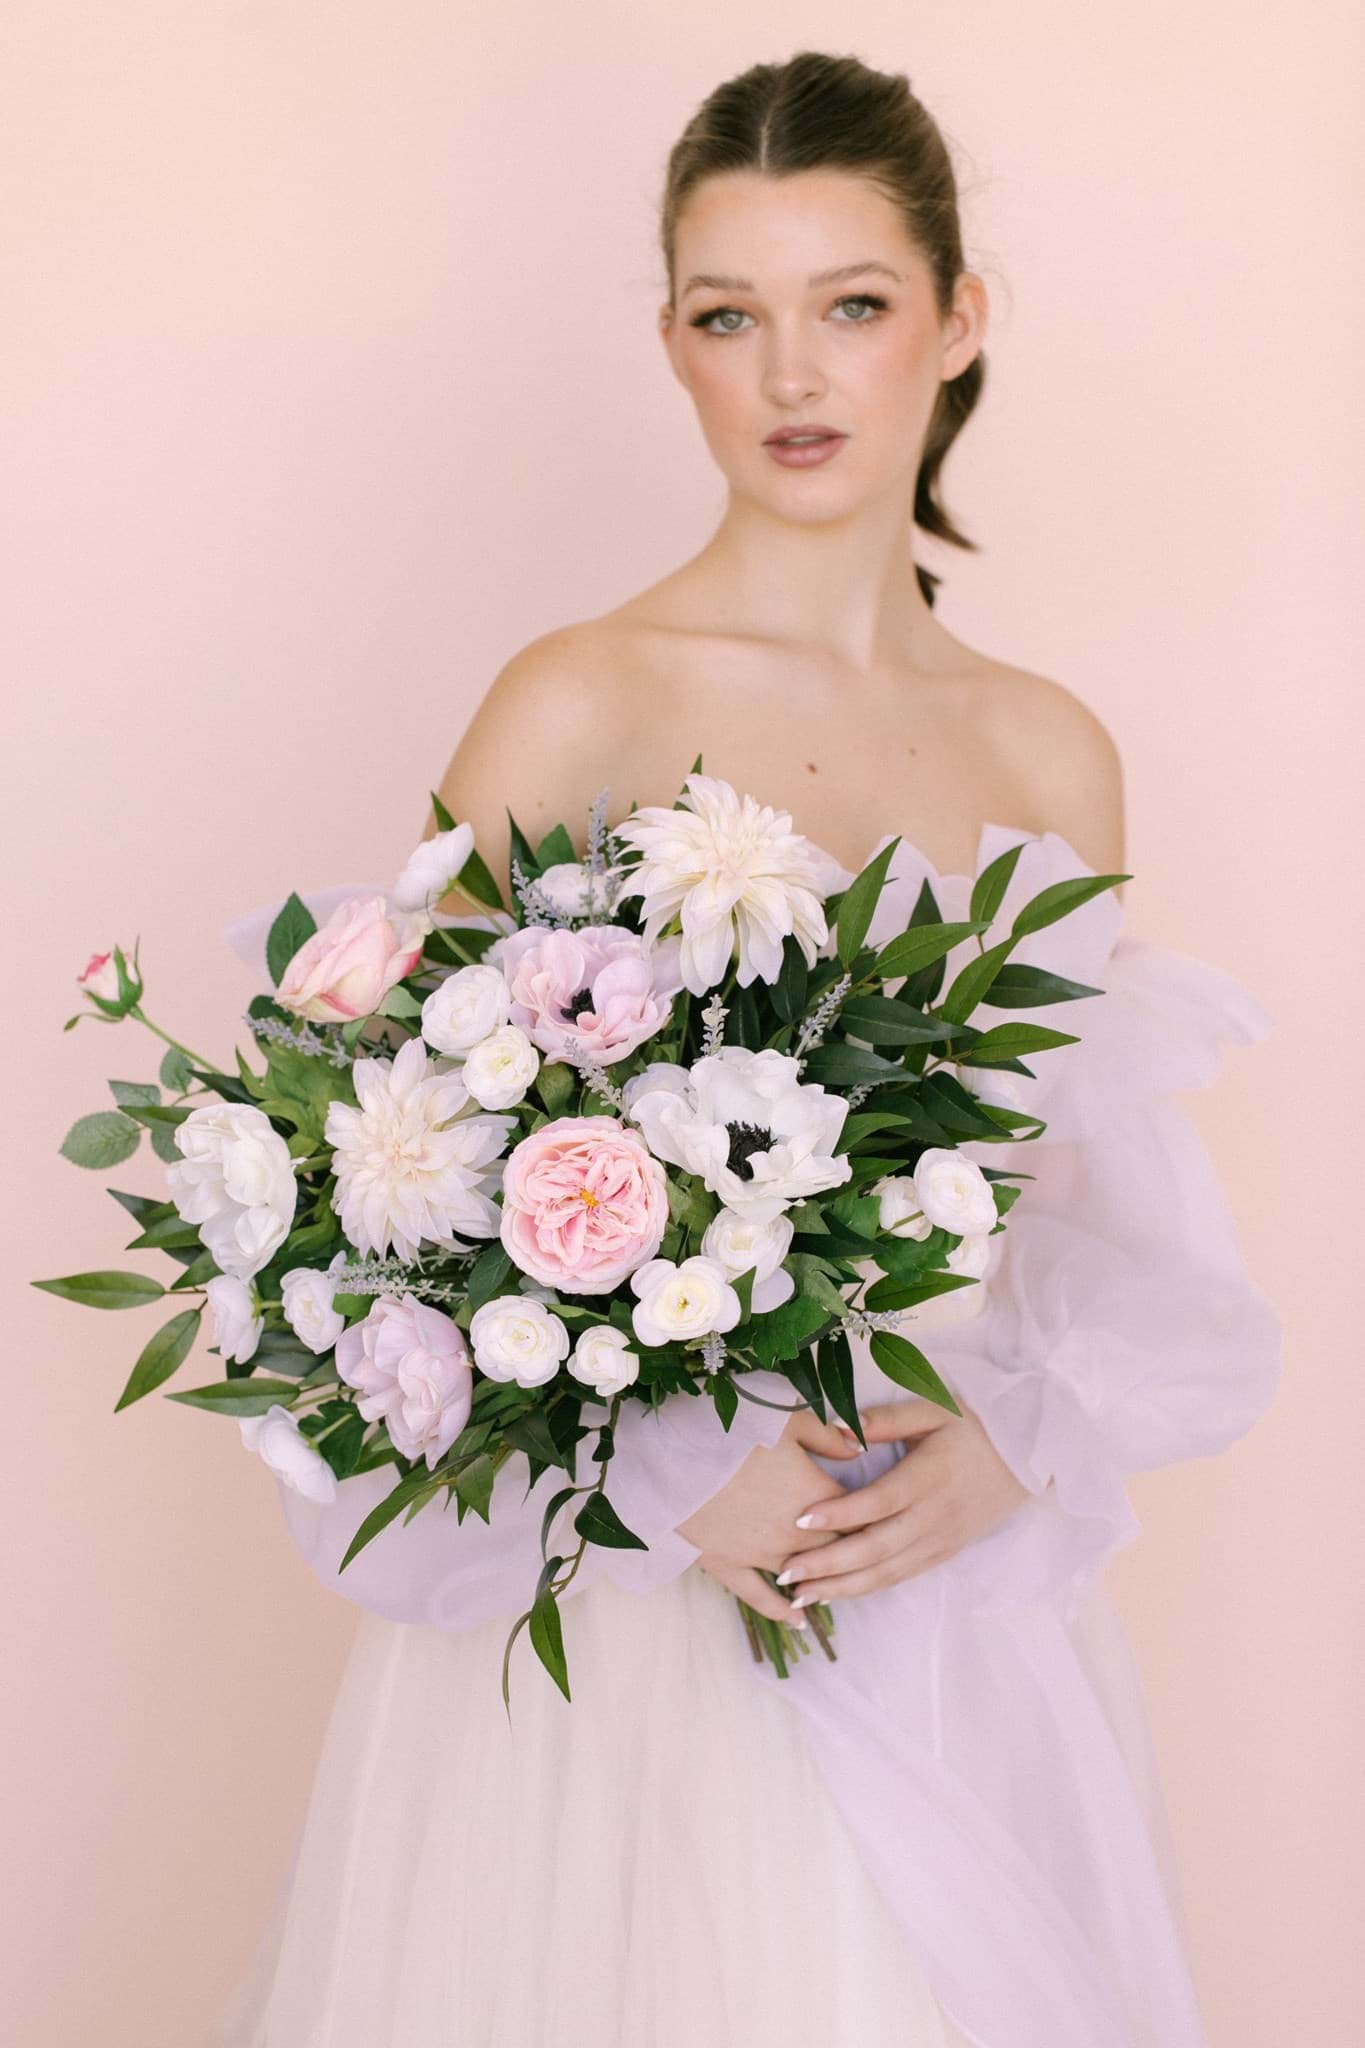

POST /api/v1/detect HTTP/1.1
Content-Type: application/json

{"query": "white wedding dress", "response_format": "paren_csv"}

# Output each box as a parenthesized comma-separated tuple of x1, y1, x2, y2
(209, 825, 1280, 2048)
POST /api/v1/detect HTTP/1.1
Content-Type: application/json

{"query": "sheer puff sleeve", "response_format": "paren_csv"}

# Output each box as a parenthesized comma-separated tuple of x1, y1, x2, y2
(910, 835, 1284, 1618)
(222, 888, 791, 1634)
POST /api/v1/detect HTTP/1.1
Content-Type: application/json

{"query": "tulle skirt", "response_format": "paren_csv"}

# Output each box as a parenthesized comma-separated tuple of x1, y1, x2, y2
(209, 1561, 970, 2047)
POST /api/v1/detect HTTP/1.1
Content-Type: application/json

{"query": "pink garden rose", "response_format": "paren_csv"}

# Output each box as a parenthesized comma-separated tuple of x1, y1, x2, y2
(499, 1114, 669, 1294)
(335, 1294, 473, 1469)
(277, 893, 428, 1024)
(492, 924, 680, 1066)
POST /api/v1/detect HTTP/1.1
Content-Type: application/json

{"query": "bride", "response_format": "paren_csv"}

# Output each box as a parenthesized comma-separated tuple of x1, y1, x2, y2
(211, 50, 1280, 2048)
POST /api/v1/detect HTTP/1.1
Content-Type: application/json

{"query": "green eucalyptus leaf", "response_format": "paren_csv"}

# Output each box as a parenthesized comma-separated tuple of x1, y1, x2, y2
(166, 1376, 302, 1415)
(958, 1023, 1079, 1064)
(969, 841, 1026, 927)
(872, 920, 986, 983)
(939, 938, 1016, 1025)
(529, 1587, 571, 1700)
(33, 1268, 166, 1310)
(115, 1308, 202, 1410)
(868, 1330, 961, 1413)
(836, 837, 900, 967)
(982, 963, 1104, 1008)
(1010, 873, 1128, 938)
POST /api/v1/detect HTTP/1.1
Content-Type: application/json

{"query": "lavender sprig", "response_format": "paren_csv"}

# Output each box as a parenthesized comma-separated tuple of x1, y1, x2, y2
(329, 1252, 477, 1304)
(245, 1012, 352, 1068)
(794, 971, 852, 1061)
(699, 991, 728, 1055)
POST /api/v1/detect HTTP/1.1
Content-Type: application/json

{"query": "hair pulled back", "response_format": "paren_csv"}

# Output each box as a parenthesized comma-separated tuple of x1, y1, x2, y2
(659, 50, 984, 608)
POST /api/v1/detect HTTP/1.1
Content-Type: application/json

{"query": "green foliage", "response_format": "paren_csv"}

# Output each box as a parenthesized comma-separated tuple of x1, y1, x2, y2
(166, 1377, 302, 1416)
(59, 1111, 141, 1169)
(868, 1331, 961, 1413)
(836, 836, 900, 966)
(114, 1308, 202, 1410)
(265, 893, 317, 988)
(33, 1268, 166, 1310)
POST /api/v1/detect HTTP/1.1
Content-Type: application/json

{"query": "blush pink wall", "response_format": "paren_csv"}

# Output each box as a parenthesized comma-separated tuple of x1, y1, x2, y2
(4, 6, 1359, 2043)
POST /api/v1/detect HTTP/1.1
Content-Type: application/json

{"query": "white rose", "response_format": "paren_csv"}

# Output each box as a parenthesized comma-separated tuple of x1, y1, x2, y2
(392, 823, 477, 913)
(537, 861, 624, 919)
(700, 1209, 795, 1313)
(239, 1404, 337, 1505)
(954, 1062, 1026, 1114)
(912, 1148, 998, 1237)
(943, 1232, 992, 1280)
(629, 1256, 742, 1349)
(204, 1274, 262, 1365)
(421, 963, 512, 1055)
(620, 1062, 691, 1116)
(280, 1249, 350, 1355)
(871, 1176, 933, 1241)
(462, 1024, 539, 1110)
(165, 1103, 297, 1281)
(568, 1323, 641, 1396)
(469, 1294, 570, 1387)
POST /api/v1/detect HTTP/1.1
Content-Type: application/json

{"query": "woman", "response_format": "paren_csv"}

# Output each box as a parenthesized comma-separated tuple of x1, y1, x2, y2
(212, 51, 1280, 2048)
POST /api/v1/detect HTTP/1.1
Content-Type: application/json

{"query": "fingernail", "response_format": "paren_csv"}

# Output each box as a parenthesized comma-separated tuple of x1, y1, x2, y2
(795, 1512, 823, 1530)
(789, 1591, 813, 1610)
(775, 1567, 797, 1586)
(788, 1608, 809, 1628)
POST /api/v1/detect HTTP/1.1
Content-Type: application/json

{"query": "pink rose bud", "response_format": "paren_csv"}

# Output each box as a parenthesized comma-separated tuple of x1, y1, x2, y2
(276, 894, 428, 1024)
(77, 950, 121, 1002)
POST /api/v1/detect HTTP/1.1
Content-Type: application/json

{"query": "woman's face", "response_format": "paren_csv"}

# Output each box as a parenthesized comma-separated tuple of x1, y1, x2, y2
(660, 169, 986, 522)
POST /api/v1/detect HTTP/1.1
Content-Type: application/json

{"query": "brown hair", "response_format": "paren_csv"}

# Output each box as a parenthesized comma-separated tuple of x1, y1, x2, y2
(658, 50, 984, 609)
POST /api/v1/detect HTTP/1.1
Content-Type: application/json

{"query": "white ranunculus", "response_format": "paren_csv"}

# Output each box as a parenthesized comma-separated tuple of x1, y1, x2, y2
(392, 823, 477, 914)
(954, 1062, 1027, 1114)
(421, 963, 511, 1055)
(912, 1148, 998, 1237)
(943, 1231, 992, 1280)
(280, 1249, 351, 1355)
(620, 1062, 691, 1116)
(205, 1274, 263, 1365)
(469, 1294, 570, 1387)
(165, 1103, 297, 1281)
(700, 1208, 795, 1313)
(461, 1024, 539, 1110)
(628, 1045, 851, 1224)
(612, 773, 850, 994)
(871, 1175, 933, 1241)
(629, 1256, 742, 1348)
(567, 1323, 641, 1396)
(239, 1404, 337, 1505)
(537, 861, 624, 919)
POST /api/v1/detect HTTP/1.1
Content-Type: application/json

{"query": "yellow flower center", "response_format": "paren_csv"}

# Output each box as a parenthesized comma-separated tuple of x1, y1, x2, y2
(578, 1187, 599, 1208)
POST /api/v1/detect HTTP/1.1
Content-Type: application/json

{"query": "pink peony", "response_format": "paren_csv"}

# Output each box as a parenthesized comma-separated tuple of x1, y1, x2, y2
(277, 893, 428, 1024)
(499, 1115, 668, 1295)
(335, 1294, 473, 1469)
(492, 924, 680, 1066)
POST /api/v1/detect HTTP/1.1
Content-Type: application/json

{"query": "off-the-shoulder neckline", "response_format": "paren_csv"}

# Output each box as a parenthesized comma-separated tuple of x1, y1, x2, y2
(864, 820, 1100, 885)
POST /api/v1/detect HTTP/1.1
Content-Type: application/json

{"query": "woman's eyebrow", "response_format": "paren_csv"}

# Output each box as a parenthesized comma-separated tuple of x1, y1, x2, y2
(680, 259, 902, 301)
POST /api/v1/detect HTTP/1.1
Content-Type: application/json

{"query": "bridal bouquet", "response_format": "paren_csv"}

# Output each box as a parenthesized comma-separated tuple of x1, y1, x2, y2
(36, 767, 1123, 1702)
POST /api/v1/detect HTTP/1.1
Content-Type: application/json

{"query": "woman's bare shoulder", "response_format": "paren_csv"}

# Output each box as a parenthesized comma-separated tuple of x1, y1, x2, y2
(972, 658, 1126, 873)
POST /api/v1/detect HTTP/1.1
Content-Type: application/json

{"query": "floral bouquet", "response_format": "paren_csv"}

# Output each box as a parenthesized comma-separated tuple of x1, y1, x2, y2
(35, 768, 1123, 1701)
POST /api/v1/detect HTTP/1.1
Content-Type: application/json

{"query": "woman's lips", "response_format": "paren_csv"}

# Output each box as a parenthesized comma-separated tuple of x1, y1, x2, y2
(762, 432, 848, 468)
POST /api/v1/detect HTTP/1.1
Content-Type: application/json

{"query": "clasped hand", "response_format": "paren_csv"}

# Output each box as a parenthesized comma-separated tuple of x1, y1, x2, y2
(677, 1399, 1030, 1624)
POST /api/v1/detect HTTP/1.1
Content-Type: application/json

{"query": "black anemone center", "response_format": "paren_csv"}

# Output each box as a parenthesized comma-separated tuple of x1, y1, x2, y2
(564, 986, 596, 1021)
(725, 1121, 772, 1181)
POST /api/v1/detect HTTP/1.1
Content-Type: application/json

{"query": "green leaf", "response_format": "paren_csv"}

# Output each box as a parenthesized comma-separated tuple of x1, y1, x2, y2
(816, 1333, 864, 1443)
(113, 1308, 202, 1410)
(537, 1059, 575, 1119)
(430, 787, 457, 831)
(800, 1043, 905, 1087)
(453, 1452, 497, 1521)
(504, 1409, 570, 1471)
(868, 1330, 961, 1414)
(574, 1491, 647, 1550)
(836, 836, 900, 967)
(710, 1374, 739, 1431)
(771, 936, 810, 1026)
(158, 1045, 195, 1094)
(1010, 873, 1129, 938)
(839, 995, 951, 1046)
(116, 1101, 191, 1128)
(465, 1243, 514, 1311)
(529, 1587, 571, 1700)
(59, 1111, 141, 1169)
(969, 841, 1026, 927)
(124, 1214, 203, 1252)
(251, 1328, 322, 1376)
(455, 846, 505, 913)
(981, 963, 1104, 1008)
(316, 1410, 367, 1480)
(339, 1469, 433, 1570)
(32, 1268, 166, 1310)
(539, 1482, 583, 1556)
(506, 810, 539, 887)
(863, 1271, 980, 1313)
(166, 1376, 303, 1414)
(958, 1023, 1079, 1064)
(872, 920, 986, 982)
(106, 1187, 171, 1229)
(266, 892, 317, 988)
(108, 1078, 160, 1109)
(782, 1345, 827, 1419)
(169, 1249, 220, 1292)
(149, 1122, 182, 1165)
(749, 1291, 829, 1369)
(534, 823, 577, 868)
(375, 984, 423, 1020)
(939, 938, 1016, 1025)
(729, 1264, 756, 1325)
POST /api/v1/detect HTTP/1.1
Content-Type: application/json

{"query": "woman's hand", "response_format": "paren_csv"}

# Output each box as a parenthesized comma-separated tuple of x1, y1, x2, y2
(677, 1408, 865, 1623)
(773, 1398, 1031, 1606)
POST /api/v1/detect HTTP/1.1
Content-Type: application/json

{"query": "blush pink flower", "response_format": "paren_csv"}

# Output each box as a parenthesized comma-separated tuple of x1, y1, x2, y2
(277, 893, 429, 1024)
(335, 1294, 473, 1470)
(499, 1115, 669, 1295)
(492, 924, 680, 1066)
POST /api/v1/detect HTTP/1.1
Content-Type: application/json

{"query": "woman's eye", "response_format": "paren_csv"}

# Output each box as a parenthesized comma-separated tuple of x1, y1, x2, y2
(690, 292, 889, 337)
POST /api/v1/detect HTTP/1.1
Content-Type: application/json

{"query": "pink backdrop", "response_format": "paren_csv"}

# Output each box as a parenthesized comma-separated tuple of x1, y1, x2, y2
(5, 6, 1359, 2042)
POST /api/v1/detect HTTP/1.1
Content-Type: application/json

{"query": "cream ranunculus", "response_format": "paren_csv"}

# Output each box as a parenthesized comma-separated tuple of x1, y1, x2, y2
(391, 824, 477, 914)
(461, 1024, 539, 1110)
(912, 1148, 998, 1237)
(280, 1249, 351, 1355)
(165, 1103, 297, 1281)
(629, 1256, 742, 1349)
(468, 1294, 571, 1387)
(943, 1232, 992, 1280)
(871, 1175, 933, 1241)
(700, 1208, 795, 1312)
(239, 1404, 337, 1505)
(204, 1274, 263, 1365)
(537, 861, 624, 919)
(612, 773, 850, 995)
(628, 1046, 851, 1224)
(567, 1323, 641, 1396)
(421, 963, 512, 1055)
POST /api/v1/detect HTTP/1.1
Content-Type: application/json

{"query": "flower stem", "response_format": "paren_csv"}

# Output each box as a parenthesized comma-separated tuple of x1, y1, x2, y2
(128, 1007, 214, 1071)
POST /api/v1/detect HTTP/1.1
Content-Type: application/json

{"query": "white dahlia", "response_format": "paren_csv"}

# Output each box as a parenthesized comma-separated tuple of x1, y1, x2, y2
(612, 773, 849, 995)
(324, 1035, 515, 1261)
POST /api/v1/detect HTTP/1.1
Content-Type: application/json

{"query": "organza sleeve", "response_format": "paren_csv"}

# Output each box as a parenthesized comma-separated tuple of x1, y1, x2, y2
(221, 890, 792, 1631)
(937, 936, 1282, 1616)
